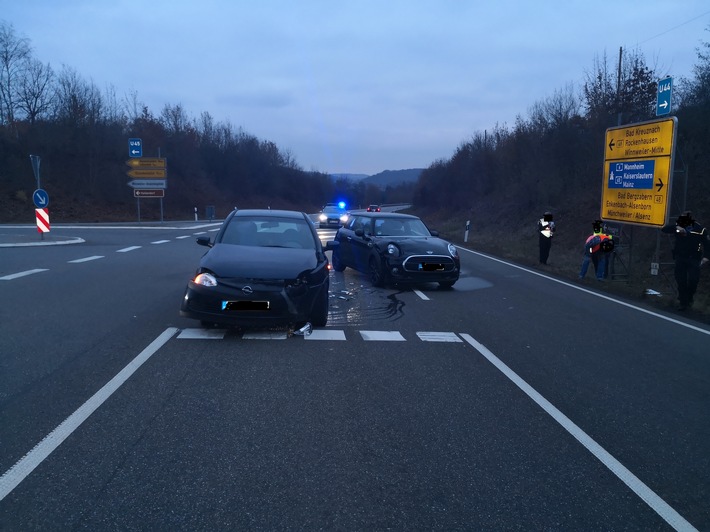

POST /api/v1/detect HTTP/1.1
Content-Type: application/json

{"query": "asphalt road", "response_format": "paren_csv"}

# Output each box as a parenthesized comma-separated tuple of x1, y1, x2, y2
(0, 222, 708, 530)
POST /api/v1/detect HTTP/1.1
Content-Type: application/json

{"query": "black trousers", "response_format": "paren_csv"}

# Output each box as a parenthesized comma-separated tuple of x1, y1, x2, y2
(539, 234, 552, 264)
(674, 256, 701, 306)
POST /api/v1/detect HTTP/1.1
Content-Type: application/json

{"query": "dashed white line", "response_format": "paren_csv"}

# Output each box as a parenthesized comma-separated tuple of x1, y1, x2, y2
(116, 246, 141, 253)
(68, 256, 104, 264)
(151, 240, 170, 245)
(413, 289, 430, 300)
(0, 269, 49, 281)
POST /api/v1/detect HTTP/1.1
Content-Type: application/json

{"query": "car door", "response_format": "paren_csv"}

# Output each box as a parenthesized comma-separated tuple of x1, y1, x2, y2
(349, 215, 374, 273)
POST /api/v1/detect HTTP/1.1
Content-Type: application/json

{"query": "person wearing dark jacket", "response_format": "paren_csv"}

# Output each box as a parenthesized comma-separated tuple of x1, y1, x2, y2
(661, 211, 710, 309)
(537, 211, 555, 264)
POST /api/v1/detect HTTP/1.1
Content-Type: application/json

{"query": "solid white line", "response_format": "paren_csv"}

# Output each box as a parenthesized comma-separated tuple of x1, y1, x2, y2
(413, 289, 430, 300)
(116, 246, 141, 253)
(456, 246, 710, 336)
(0, 327, 178, 501)
(459, 333, 696, 532)
(0, 269, 49, 281)
(68, 256, 104, 263)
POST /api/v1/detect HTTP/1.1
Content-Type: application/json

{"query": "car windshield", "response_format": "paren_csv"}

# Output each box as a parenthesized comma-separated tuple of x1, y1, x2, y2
(373, 218, 431, 237)
(220, 217, 315, 249)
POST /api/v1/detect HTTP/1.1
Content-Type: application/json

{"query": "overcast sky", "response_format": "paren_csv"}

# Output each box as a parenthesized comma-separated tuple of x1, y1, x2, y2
(4, 1, 710, 175)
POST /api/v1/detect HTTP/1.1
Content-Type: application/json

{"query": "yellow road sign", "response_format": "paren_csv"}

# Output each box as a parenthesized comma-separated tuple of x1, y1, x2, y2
(125, 157, 167, 168)
(601, 117, 677, 228)
(127, 168, 167, 179)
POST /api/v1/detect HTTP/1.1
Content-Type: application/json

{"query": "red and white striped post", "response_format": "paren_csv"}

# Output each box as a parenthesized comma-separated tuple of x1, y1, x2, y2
(35, 208, 50, 239)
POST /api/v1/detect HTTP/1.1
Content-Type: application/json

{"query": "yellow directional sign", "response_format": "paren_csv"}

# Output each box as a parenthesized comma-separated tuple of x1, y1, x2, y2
(600, 117, 677, 228)
(127, 168, 167, 179)
(125, 157, 166, 168)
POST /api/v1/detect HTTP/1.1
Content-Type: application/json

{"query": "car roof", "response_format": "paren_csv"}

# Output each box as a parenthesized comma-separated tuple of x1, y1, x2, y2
(357, 212, 418, 220)
(232, 209, 306, 220)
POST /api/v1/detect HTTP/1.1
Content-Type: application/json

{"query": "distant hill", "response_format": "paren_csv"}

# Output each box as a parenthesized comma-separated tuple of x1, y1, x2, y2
(330, 173, 370, 181)
(362, 169, 423, 188)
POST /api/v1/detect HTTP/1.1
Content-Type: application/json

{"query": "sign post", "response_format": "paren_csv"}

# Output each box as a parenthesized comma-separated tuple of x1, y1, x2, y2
(600, 117, 677, 228)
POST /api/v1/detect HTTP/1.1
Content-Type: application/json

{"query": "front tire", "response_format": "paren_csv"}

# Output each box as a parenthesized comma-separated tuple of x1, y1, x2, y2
(331, 248, 346, 272)
(369, 257, 386, 287)
(310, 284, 329, 327)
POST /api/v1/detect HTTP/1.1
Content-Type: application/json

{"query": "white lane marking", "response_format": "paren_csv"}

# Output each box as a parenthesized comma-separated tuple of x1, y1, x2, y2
(417, 331, 461, 342)
(0, 269, 49, 281)
(175, 235, 192, 240)
(0, 327, 178, 501)
(116, 246, 141, 253)
(243, 331, 288, 340)
(413, 289, 430, 300)
(68, 256, 104, 263)
(151, 240, 170, 245)
(457, 246, 710, 337)
(460, 333, 696, 532)
(193, 232, 207, 235)
(360, 330, 405, 341)
(177, 328, 226, 339)
(305, 330, 347, 341)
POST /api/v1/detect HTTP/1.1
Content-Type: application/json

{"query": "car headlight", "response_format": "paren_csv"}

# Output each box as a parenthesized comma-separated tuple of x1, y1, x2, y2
(340, 214, 349, 223)
(448, 243, 458, 257)
(194, 272, 217, 287)
(319, 213, 327, 222)
(387, 243, 401, 257)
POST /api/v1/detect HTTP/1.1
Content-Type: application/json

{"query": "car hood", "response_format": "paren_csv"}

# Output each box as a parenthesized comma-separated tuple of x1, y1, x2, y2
(377, 236, 453, 255)
(201, 244, 319, 278)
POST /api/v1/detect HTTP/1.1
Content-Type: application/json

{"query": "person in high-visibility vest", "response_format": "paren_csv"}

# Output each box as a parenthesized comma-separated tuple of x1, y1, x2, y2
(537, 211, 555, 264)
(661, 211, 710, 310)
(579, 220, 613, 280)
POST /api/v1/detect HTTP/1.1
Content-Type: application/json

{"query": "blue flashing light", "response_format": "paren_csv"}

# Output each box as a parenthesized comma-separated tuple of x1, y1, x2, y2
(338, 201, 346, 209)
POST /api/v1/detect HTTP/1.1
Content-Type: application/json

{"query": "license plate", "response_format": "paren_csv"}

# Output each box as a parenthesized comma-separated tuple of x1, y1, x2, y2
(421, 263, 444, 271)
(222, 301, 270, 311)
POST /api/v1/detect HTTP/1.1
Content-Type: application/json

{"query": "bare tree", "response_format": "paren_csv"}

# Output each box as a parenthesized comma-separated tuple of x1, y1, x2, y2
(16, 58, 54, 123)
(0, 21, 32, 125)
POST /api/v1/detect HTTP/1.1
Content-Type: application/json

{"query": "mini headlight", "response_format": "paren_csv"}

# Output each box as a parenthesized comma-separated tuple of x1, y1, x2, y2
(319, 213, 327, 222)
(387, 243, 400, 257)
(194, 272, 217, 287)
(340, 214, 349, 223)
(448, 243, 458, 257)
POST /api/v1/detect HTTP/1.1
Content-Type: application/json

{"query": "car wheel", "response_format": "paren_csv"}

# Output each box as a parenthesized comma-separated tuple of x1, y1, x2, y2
(331, 248, 346, 272)
(369, 256, 386, 287)
(310, 284, 329, 327)
(438, 280, 456, 289)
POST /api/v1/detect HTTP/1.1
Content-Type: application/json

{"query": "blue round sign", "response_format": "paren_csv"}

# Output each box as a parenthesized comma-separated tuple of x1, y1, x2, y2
(33, 188, 49, 208)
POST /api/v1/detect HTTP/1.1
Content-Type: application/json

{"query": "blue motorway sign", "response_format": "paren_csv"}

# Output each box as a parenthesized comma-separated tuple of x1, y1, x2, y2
(656, 77, 672, 116)
(33, 188, 49, 208)
(128, 138, 143, 157)
(607, 160, 655, 189)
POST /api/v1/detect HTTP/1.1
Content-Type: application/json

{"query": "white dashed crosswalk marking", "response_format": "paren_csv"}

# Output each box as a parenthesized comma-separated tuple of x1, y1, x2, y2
(417, 331, 462, 342)
(177, 329, 464, 342)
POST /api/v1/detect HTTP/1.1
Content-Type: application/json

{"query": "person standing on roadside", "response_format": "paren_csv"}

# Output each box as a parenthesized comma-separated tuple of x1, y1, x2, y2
(537, 211, 555, 264)
(579, 220, 613, 280)
(661, 211, 710, 310)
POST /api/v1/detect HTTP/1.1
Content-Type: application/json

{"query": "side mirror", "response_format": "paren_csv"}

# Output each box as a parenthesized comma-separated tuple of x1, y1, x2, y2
(323, 240, 339, 252)
(196, 236, 212, 247)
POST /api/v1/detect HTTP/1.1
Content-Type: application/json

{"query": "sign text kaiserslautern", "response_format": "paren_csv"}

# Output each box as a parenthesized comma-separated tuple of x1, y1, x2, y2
(601, 117, 676, 228)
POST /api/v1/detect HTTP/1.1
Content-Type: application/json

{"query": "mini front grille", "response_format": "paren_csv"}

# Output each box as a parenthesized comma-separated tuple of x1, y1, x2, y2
(402, 255, 456, 273)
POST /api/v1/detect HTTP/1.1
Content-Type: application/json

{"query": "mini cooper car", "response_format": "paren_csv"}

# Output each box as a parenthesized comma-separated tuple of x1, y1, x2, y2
(180, 209, 337, 329)
(331, 212, 459, 288)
